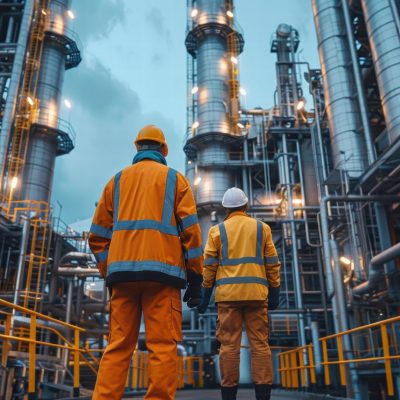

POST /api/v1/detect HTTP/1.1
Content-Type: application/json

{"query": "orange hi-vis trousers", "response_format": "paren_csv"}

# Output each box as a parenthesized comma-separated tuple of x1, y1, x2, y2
(92, 281, 182, 400)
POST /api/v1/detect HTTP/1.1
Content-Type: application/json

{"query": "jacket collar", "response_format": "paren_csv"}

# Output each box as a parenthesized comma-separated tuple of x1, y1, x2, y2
(224, 211, 248, 221)
(132, 150, 167, 165)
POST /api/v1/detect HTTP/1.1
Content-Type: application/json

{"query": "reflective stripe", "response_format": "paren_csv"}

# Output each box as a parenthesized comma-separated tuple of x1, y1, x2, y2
(162, 169, 177, 226)
(187, 246, 203, 259)
(181, 214, 198, 230)
(94, 250, 109, 263)
(90, 223, 112, 239)
(218, 223, 229, 259)
(220, 257, 264, 266)
(107, 260, 185, 280)
(113, 171, 122, 224)
(114, 220, 179, 236)
(256, 220, 263, 258)
(265, 255, 279, 265)
(204, 257, 219, 266)
(216, 277, 269, 287)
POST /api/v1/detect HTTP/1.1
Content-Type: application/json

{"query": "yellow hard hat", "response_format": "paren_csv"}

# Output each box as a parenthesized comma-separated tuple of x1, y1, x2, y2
(134, 125, 168, 156)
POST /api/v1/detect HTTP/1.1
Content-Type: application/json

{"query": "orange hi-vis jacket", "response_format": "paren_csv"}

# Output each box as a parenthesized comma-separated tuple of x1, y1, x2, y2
(202, 211, 280, 302)
(88, 156, 203, 288)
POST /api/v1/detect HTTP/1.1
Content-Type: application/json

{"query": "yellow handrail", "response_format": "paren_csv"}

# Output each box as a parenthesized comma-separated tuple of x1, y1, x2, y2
(278, 315, 400, 396)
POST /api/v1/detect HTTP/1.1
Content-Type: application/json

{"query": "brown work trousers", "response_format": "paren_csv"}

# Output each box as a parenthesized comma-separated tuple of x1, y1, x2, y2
(216, 301, 272, 387)
(92, 282, 182, 400)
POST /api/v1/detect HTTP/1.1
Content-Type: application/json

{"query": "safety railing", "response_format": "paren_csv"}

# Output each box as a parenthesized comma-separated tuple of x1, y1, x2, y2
(278, 315, 400, 397)
(0, 298, 86, 398)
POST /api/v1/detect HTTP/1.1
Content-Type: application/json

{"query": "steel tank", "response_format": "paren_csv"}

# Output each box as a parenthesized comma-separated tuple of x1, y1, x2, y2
(22, 0, 71, 202)
(312, 0, 367, 177)
(361, 0, 400, 144)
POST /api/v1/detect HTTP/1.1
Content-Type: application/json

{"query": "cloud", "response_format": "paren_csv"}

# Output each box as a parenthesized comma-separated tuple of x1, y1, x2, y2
(53, 57, 183, 223)
(145, 7, 172, 47)
(72, 0, 126, 43)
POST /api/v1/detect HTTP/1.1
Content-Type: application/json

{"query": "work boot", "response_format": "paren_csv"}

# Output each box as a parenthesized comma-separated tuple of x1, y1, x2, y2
(254, 384, 272, 400)
(221, 385, 238, 400)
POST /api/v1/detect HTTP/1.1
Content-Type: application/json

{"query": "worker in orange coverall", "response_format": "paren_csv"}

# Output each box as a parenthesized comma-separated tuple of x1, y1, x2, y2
(89, 125, 203, 400)
(197, 187, 281, 400)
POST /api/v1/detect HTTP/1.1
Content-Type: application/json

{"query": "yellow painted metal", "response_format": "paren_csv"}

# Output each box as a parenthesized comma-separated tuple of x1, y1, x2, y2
(321, 340, 330, 385)
(336, 336, 346, 386)
(290, 352, 298, 388)
(132, 351, 139, 389)
(1, 314, 11, 367)
(298, 349, 307, 387)
(28, 315, 36, 394)
(73, 330, 80, 391)
(284, 353, 290, 388)
(381, 324, 394, 396)
(307, 344, 317, 384)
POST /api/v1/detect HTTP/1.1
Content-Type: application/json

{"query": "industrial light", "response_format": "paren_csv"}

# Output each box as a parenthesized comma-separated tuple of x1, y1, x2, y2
(239, 88, 247, 96)
(191, 86, 199, 95)
(27, 96, 34, 106)
(226, 10, 234, 18)
(292, 198, 303, 206)
(194, 176, 202, 186)
(237, 122, 244, 129)
(11, 177, 18, 189)
(67, 10, 75, 19)
(296, 98, 306, 111)
(64, 99, 72, 109)
(192, 121, 199, 129)
(191, 8, 198, 18)
(41, 9, 47, 16)
(230, 56, 238, 64)
(188, 160, 192, 165)
(340, 256, 352, 266)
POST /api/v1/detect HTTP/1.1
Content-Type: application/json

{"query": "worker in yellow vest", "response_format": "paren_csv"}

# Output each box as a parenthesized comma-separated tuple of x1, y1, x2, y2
(89, 125, 203, 400)
(198, 187, 281, 400)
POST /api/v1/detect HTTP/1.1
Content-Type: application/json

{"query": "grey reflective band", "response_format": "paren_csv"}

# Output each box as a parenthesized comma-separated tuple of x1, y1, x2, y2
(181, 214, 199, 230)
(187, 246, 203, 259)
(107, 260, 186, 280)
(162, 169, 177, 226)
(265, 255, 279, 265)
(94, 249, 109, 262)
(220, 257, 264, 266)
(218, 223, 229, 259)
(216, 277, 269, 287)
(204, 257, 219, 266)
(218, 220, 265, 266)
(113, 171, 122, 224)
(114, 220, 179, 236)
(90, 223, 112, 239)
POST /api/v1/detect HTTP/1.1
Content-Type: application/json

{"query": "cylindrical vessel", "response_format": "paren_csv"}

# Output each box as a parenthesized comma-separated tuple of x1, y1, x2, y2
(361, 0, 400, 144)
(22, 0, 70, 202)
(312, 0, 367, 177)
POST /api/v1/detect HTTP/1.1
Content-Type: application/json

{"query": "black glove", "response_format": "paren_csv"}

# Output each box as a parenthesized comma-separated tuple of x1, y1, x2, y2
(197, 287, 214, 314)
(183, 284, 202, 308)
(268, 286, 280, 310)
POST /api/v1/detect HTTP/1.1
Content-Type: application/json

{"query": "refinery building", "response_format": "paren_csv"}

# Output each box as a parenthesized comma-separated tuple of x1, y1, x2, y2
(0, 0, 399, 399)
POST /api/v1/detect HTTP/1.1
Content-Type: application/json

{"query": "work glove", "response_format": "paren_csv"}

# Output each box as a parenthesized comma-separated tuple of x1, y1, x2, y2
(268, 286, 280, 310)
(197, 287, 214, 314)
(183, 284, 202, 308)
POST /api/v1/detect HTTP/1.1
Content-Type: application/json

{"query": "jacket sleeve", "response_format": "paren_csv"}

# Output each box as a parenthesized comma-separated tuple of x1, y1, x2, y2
(202, 227, 219, 288)
(88, 178, 114, 278)
(175, 173, 203, 286)
(263, 224, 281, 287)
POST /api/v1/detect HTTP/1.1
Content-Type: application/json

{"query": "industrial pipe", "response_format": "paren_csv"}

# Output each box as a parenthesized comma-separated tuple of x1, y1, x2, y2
(352, 242, 400, 296)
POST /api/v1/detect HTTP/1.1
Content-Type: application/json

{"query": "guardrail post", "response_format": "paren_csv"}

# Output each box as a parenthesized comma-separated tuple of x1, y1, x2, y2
(336, 336, 347, 386)
(73, 329, 80, 397)
(1, 314, 11, 367)
(28, 315, 37, 399)
(290, 352, 299, 389)
(299, 348, 307, 387)
(307, 344, 317, 384)
(381, 324, 394, 396)
(322, 340, 330, 386)
(285, 353, 291, 388)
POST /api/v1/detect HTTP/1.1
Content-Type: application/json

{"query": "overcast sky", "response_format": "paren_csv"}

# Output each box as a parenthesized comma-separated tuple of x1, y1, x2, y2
(53, 0, 319, 224)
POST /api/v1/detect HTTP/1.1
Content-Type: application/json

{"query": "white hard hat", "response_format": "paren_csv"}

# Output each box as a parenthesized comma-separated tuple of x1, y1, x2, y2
(222, 187, 249, 208)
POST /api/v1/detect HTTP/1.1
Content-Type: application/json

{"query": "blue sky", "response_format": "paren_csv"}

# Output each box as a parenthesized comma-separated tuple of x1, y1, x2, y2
(53, 0, 319, 224)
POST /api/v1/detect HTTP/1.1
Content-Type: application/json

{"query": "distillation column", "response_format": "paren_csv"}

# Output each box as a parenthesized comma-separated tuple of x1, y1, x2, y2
(21, 0, 80, 202)
(185, 0, 244, 237)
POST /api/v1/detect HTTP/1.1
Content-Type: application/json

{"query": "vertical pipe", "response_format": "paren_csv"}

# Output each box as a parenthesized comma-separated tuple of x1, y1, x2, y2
(0, 0, 35, 187)
(63, 279, 74, 368)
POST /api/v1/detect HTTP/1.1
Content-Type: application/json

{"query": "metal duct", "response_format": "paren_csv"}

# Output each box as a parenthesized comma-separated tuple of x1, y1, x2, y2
(352, 242, 400, 296)
(361, 0, 400, 144)
(312, 0, 367, 177)
(21, 0, 71, 202)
